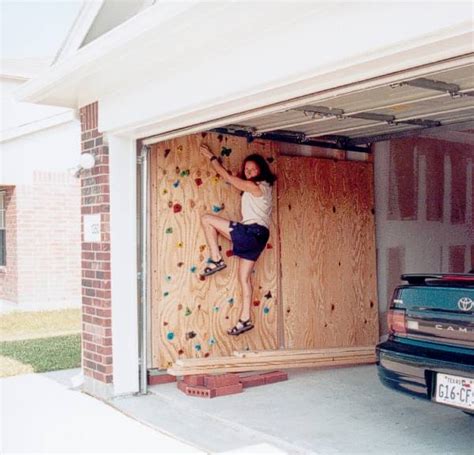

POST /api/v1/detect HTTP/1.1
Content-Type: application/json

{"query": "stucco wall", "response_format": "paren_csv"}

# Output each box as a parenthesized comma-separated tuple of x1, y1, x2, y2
(374, 136, 473, 335)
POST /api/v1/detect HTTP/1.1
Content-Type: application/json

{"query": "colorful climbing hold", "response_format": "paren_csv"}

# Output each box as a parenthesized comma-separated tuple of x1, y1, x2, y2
(266, 243, 273, 249)
(213, 306, 219, 312)
(175, 166, 180, 174)
(264, 291, 272, 299)
(163, 189, 168, 195)
(177, 262, 184, 267)
(185, 307, 192, 316)
(177, 145, 183, 152)
(178, 349, 184, 355)
(199, 244, 206, 253)
(180, 169, 190, 177)
(194, 178, 203, 187)
(164, 149, 171, 158)
(204, 353, 210, 358)
(220, 146, 232, 157)
(189, 200, 196, 209)
(263, 307, 270, 314)
(177, 241, 183, 248)
(194, 344, 201, 352)
(163, 292, 169, 297)
(177, 304, 183, 311)
(211, 176, 220, 185)
(168, 200, 173, 208)
(227, 297, 234, 305)
(225, 249, 233, 257)
(163, 321, 168, 326)
(173, 203, 182, 213)
(173, 180, 180, 188)
(186, 331, 196, 340)
(253, 300, 261, 307)
(208, 337, 217, 345)
(190, 266, 197, 273)
(165, 227, 173, 234)
(167, 332, 175, 341)
(165, 275, 172, 282)
(212, 204, 223, 213)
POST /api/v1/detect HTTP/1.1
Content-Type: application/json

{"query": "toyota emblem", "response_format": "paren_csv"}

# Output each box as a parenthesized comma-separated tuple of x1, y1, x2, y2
(458, 297, 474, 312)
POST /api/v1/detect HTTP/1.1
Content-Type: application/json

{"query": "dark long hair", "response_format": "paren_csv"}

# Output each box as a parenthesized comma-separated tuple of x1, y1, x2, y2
(239, 154, 276, 186)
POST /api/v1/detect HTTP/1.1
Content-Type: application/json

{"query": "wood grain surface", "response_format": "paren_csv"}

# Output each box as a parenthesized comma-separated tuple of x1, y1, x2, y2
(278, 157, 378, 350)
(150, 133, 279, 368)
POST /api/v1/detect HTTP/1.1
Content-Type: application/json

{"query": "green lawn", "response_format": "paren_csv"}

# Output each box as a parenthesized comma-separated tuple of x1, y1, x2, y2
(0, 334, 81, 377)
(0, 309, 82, 377)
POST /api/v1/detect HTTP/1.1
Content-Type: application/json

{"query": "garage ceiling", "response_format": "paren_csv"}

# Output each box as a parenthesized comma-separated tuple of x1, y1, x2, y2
(213, 63, 474, 153)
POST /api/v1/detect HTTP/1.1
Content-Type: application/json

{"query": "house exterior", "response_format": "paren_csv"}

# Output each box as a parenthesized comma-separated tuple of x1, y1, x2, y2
(0, 58, 81, 311)
(16, 1, 473, 399)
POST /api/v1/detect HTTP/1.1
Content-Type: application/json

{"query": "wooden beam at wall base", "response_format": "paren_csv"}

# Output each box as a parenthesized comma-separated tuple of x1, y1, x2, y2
(167, 346, 376, 376)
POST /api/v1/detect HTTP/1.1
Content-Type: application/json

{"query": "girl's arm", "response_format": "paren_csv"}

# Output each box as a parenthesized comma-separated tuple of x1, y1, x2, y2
(200, 144, 262, 196)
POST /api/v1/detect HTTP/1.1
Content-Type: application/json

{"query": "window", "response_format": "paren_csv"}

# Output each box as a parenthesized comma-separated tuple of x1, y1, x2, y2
(0, 191, 5, 266)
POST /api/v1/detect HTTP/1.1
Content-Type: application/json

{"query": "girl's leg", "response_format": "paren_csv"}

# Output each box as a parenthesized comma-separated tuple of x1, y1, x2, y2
(200, 214, 231, 261)
(238, 258, 256, 322)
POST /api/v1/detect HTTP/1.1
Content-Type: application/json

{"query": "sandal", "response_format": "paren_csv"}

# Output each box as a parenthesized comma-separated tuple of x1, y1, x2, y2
(227, 319, 254, 336)
(200, 257, 227, 277)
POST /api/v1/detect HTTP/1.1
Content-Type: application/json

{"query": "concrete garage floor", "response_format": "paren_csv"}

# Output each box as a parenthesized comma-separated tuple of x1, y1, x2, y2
(111, 365, 473, 454)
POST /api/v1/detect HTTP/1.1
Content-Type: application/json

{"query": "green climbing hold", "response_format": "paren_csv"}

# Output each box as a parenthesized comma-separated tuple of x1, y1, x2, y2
(185, 307, 192, 316)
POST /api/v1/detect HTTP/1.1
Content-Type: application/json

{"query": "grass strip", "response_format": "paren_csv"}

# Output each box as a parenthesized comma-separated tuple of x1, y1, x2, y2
(0, 309, 81, 342)
(0, 334, 81, 377)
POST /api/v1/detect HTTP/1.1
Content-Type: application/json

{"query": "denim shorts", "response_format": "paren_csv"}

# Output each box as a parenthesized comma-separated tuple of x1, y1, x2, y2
(229, 221, 270, 261)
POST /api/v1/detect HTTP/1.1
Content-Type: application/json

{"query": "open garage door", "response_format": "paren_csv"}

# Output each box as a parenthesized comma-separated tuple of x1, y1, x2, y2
(143, 57, 473, 149)
(144, 56, 473, 371)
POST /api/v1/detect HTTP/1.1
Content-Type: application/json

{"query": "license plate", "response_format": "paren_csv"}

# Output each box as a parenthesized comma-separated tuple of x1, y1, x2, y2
(434, 373, 474, 410)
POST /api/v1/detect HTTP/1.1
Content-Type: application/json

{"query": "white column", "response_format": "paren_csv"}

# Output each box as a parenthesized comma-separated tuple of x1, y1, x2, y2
(108, 134, 139, 395)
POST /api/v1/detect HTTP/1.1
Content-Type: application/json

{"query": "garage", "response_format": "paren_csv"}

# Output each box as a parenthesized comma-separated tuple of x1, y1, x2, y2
(139, 58, 473, 375)
(16, 0, 473, 398)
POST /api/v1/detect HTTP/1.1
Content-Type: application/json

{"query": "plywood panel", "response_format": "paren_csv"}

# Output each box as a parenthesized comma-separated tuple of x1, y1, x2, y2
(278, 157, 378, 349)
(150, 133, 279, 368)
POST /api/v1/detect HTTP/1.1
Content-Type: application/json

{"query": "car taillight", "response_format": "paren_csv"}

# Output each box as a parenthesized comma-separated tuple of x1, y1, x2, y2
(387, 309, 407, 335)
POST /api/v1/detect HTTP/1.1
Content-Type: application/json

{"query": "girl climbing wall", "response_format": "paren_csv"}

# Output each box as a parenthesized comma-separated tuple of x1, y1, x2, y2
(199, 143, 277, 336)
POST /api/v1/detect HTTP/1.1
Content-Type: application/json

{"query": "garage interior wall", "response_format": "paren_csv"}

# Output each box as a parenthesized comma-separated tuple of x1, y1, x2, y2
(150, 132, 378, 369)
(374, 136, 474, 334)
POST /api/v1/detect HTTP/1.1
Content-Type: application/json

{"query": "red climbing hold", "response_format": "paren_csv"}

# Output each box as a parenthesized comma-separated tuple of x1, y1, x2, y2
(253, 300, 261, 307)
(266, 243, 273, 249)
(173, 203, 182, 213)
(195, 178, 203, 186)
(225, 249, 233, 257)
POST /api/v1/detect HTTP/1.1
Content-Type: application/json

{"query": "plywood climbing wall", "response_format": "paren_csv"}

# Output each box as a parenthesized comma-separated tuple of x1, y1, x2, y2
(278, 157, 379, 349)
(150, 133, 279, 369)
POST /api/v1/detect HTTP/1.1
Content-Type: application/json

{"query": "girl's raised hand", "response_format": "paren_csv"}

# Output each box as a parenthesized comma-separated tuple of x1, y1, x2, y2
(200, 144, 214, 160)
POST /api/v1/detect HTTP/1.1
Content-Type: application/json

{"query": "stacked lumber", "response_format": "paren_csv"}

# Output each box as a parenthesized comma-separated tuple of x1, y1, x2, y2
(168, 346, 375, 376)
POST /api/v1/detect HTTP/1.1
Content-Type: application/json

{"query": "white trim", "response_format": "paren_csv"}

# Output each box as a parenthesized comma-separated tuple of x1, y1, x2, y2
(108, 135, 139, 395)
(0, 111, 77, 143)
(53, 1, 104, 64)
(16, 1, 200, 106)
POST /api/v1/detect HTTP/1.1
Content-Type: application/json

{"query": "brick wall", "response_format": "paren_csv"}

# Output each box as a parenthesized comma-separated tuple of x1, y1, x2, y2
(79, 102, 113, 387)
(0, 187, 18, 302)
(13, 173, 81, 307)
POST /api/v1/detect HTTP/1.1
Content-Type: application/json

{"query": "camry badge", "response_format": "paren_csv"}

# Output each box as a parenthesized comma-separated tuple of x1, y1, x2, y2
(457, 297, 474, 312)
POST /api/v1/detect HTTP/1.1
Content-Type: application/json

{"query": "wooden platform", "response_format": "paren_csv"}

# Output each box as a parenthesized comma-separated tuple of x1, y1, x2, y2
(167, 346, 375, 376)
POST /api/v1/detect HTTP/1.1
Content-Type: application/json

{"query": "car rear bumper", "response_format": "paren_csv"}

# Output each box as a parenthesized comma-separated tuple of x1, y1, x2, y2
(376, 339, 474, 402)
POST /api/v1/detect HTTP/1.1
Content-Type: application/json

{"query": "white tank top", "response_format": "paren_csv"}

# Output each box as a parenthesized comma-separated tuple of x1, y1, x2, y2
(241, 182, 272, 228)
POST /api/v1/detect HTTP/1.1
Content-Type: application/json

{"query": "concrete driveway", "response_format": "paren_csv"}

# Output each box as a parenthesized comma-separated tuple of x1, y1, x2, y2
(111, 365, 473, 454)
(1, 368, 203, 453)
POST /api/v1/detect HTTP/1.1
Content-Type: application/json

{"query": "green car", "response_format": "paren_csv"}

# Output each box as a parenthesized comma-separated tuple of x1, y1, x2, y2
(376, 273, 474, 415)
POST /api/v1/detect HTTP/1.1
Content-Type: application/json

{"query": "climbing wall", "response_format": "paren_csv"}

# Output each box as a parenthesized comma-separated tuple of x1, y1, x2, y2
(150, 133, 279, 369)
(278, 157, 379, 349)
